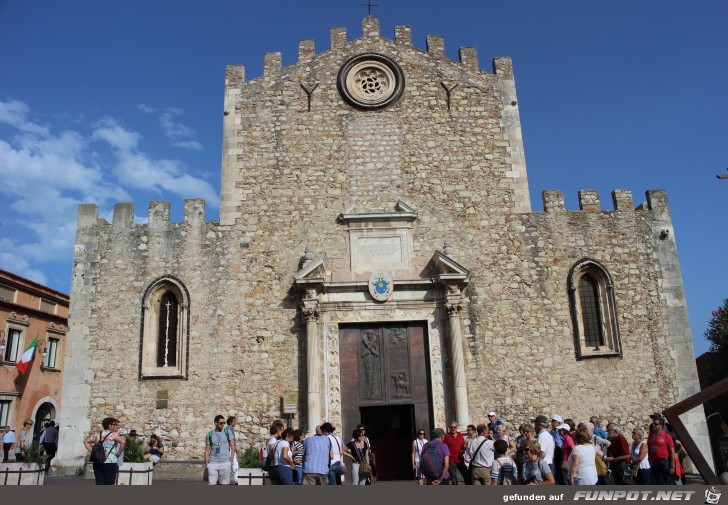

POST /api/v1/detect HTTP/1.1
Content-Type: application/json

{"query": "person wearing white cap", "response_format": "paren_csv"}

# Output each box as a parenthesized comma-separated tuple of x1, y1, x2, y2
(550, 415, 565, 484)
(557, 423, 575, 481)
(487, 412, 504, 439)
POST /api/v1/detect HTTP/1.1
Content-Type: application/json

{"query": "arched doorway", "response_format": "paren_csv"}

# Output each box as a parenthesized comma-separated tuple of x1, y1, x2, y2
(34, 403, 55, 441)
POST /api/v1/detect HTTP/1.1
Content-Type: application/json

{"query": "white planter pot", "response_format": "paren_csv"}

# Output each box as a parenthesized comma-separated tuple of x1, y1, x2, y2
(237, 467, 269, 485)
(117, 461, 154, 485)
(0, 462, 45, 485)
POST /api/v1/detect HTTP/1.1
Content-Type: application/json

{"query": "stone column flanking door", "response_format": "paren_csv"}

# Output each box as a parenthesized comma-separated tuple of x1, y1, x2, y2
(302, 297, 321, 436)
(446, 287, 470, 427)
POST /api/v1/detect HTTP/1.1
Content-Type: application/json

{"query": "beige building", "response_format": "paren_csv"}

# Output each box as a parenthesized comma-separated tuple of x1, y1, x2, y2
(0, 269, 68, 442)
(56, 17, 711, 478)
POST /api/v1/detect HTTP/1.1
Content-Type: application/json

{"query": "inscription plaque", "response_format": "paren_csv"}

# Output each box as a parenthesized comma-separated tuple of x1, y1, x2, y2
(353, 235, 406, 271)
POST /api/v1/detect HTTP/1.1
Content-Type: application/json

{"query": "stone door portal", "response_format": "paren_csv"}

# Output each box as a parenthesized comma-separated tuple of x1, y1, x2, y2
(339, 323, 432, 480)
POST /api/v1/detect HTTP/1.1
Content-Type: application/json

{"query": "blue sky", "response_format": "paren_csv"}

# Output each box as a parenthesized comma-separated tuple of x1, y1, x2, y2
(0, 0, 726, 357)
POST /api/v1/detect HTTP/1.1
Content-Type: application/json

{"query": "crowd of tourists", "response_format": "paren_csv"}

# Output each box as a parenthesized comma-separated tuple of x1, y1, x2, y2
(81, 409, 687, 486)
(410, 411, 686, 486)
(258, 420, 375, 485)
(229, 410, 686, 486)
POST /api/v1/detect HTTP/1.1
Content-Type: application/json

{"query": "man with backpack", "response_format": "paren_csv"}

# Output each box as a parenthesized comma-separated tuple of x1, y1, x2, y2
(204, 414, 236, 485)
(419, 428, 450, 485)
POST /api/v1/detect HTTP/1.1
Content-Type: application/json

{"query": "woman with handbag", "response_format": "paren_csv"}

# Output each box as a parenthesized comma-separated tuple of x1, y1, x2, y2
(272, 428, 295, 485)
(412, 428, 428, 485)
(345, 429, 370, 485)
(629, 426, 650, 485)
(567, 427, 599, 485)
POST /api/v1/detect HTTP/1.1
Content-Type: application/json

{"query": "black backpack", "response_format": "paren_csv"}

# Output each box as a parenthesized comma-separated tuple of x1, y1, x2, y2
(89, 431, 113, 464)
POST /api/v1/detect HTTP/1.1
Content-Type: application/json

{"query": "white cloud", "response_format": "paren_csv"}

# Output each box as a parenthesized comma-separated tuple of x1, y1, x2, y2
(134, 105, 203, 150)
(90, 117, 217, 202)
(92, 117, 141, 151)
(0, 99, 218, 284)
(0, 249, 49, 286)
(172, 140, 203, 150)
(0, 100, 49, 136)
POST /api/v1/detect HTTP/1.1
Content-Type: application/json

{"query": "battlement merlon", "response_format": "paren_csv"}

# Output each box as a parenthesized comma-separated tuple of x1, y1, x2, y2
(225, 65, 245, 88)
(77, 204, 99, 229)
(395, 26, 412, 46)
(263, 52, 282, 76)
(113, 202, 134, 227)
(184, 198, 206, 225)
(541, 189, 672, 214)
(149, 201, 170, 227)
(330, 27, 347, 49)
(426, 35, 445, 58)
(493, 57, 514, 80)
(646, 190, 670, 215)
(299, 40, 314, 61)
(362, 16, 379, 38)
(459, 47, 478, 71)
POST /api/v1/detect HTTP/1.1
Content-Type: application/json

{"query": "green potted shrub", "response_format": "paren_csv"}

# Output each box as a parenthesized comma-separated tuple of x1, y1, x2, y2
(237, 447, 267, 485)
(0, 442, 46, 485)
(117, 435, 154, 485)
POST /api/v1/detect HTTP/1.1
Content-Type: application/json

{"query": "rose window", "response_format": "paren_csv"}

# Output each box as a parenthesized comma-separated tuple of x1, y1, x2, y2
(338, 54, 405, 110)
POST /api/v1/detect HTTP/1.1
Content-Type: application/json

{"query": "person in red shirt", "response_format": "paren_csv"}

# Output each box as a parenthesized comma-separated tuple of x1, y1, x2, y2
(443, 421, 469, 484)
(647, 413, 675, 485)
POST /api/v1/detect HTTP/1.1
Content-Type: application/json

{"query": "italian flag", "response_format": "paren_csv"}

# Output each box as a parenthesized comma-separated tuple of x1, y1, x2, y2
(16, 335, 38, 374)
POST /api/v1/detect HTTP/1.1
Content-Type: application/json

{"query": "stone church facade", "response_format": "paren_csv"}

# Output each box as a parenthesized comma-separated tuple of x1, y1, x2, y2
(56, 17, 710, 474)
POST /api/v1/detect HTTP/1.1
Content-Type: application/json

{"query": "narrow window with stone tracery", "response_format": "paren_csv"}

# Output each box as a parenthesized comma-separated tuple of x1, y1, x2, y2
(157, 292, 179, 367)
(141, 278, 189, 379)
(569, 260, 621, 359)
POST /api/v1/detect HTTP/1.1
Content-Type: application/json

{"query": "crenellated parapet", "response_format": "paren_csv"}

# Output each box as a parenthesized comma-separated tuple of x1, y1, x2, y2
(540, 189, 670, 215)
(224, 16, 515, 85)
(76, 199, 214, 231)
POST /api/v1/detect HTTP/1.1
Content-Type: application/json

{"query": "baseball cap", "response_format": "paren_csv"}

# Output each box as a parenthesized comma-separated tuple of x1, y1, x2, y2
(488, 411, 497, 417)
(431, 428, 445, 439)
(551, 415, 563, 423)
(556, 424, 571, 432)
(650, 412, 664, 421)
(534, 415, 549, 424)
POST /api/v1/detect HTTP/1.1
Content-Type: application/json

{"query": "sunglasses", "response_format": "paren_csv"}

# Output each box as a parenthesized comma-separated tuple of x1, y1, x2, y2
(418, 432, 425, 435)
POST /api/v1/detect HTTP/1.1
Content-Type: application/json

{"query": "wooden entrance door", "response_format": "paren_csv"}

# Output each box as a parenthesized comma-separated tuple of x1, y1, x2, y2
(339, 323, 431, 480)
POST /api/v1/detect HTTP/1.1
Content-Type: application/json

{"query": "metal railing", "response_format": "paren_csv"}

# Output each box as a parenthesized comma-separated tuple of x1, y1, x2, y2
(1, 465, 44, 485)
(238, 471, 270, 485)
(116, 465, 154, 485)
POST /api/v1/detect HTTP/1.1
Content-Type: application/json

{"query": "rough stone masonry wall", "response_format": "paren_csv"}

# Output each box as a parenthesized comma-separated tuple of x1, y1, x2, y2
(57, 200, 305, 467)
(56, 18, 708, 466)
(459, 190, 687, 426)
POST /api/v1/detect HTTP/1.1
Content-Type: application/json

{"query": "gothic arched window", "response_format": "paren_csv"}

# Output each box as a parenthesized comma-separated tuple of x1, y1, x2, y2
(141, 277, 189, 378)
(569, 260, 621, 359)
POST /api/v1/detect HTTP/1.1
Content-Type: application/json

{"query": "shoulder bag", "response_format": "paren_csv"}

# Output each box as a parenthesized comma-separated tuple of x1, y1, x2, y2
(330, 435, 346, 476)
(468, 437, 489, 477)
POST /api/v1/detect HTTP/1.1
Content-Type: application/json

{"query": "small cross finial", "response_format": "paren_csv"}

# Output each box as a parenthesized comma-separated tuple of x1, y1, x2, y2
(361, 0, 378, 16)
